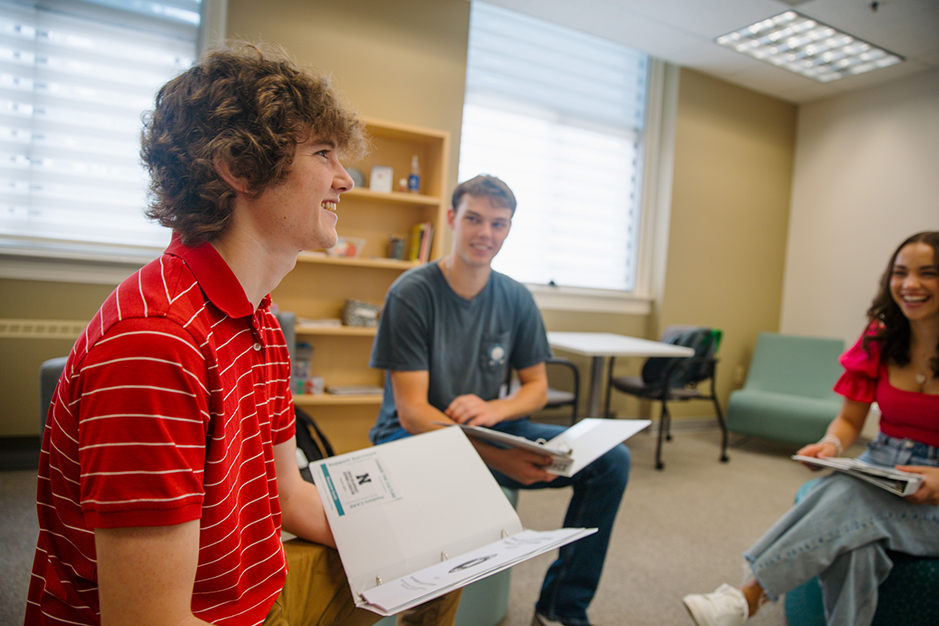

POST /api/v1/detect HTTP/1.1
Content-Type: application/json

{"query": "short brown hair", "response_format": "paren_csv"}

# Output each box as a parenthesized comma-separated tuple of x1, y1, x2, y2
(141, 41, 366, 245)
(451, 174, 517, 216)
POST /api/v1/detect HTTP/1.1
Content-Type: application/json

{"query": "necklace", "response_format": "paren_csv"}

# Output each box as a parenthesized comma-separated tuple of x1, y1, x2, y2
(916, 370, 929, 388)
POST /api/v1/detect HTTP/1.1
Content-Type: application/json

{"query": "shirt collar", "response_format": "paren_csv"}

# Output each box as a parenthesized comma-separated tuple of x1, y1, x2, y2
(166, 233, 265, 319)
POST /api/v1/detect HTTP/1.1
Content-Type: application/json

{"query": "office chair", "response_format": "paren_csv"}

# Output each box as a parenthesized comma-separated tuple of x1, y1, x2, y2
(502, 356, 581, 425)
(40, 357, 69, 431)
(603, 326, 729, 469)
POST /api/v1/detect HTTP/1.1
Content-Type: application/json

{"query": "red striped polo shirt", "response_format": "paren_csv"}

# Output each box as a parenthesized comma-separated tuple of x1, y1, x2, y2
(26, 236, 295, 625)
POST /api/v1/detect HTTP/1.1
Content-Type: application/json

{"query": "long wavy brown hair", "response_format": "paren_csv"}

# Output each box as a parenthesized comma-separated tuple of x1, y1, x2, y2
(864, 230, 939, 375)
(141, 42, 366, 245)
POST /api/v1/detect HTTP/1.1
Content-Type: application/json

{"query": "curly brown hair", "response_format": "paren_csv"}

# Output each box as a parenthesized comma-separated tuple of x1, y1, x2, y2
(141, 42, 366, 245)
(864, 230, 939, 375)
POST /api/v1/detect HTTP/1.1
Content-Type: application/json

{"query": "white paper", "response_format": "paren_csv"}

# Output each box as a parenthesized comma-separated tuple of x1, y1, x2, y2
(360, 528, 596, 614)
(317, 451, 402, 516)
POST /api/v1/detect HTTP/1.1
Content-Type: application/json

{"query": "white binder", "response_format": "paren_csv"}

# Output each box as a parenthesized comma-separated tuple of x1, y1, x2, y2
(310, 427, 595, 615)
(453, 418, 651, 477)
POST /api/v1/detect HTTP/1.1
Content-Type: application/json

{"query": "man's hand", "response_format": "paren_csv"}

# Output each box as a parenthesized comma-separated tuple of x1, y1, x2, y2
(897, 465, 939, 506)
(445, 394, 500, 426)
(472, 442, 557, 485)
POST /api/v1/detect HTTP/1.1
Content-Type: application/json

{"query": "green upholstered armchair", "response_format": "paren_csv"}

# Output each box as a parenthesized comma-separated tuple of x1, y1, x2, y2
(726, 333, 845, 446)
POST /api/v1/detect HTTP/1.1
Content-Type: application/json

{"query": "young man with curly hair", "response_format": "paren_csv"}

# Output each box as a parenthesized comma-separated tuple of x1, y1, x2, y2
(26, 43, 459, 626)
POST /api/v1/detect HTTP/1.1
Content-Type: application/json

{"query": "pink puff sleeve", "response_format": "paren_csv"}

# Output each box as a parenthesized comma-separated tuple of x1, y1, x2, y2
(832, 328, 882, 403)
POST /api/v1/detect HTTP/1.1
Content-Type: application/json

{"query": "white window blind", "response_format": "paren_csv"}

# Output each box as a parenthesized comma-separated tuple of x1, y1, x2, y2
(0, 0, 201, 257)
(460, 1, 649, 292)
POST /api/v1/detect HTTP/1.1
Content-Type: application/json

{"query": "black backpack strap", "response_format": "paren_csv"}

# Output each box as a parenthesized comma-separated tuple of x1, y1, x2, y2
(294, 406, 335, 483)
(296, 406, 335, 458)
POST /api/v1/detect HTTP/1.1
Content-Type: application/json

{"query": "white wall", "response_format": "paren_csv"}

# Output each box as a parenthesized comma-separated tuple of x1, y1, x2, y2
(780, 69, 939, 347)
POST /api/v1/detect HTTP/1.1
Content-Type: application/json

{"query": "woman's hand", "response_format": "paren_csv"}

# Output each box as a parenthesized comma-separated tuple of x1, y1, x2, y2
(897, 465, 939, 506)
(795, 441, 840, 470)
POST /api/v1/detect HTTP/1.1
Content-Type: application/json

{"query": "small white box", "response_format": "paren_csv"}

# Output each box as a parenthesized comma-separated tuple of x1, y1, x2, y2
(369, 165, 394, 193)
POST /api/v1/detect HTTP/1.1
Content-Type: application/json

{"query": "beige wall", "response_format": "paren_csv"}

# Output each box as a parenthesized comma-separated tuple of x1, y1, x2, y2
(780, 69, 939, 346)
(659, 69, 797, 417)
(226, 0, 470, 198)
(0, 1, 798, 436)
(0, 280, 118, 436)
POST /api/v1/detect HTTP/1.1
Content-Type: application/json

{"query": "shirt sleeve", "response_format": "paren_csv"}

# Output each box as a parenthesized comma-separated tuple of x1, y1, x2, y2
(370, 276, 433, 372)
(833, 328, 882, 404)
(509, 285, 552, 371)
(79, 317, 208, 529)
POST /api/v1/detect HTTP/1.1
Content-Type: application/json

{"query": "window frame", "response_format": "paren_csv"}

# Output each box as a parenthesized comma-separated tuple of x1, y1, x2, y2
(0, 0, 228, 284)
(522, 58, 677, 314)
(457, 3, 677, 313)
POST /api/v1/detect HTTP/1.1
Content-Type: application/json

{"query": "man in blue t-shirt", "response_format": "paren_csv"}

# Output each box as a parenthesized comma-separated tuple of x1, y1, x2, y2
(369, 174, 631, 626)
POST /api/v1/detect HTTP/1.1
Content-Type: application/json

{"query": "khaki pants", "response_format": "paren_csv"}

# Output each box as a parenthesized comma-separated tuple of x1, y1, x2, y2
(264, 540, 463, 626)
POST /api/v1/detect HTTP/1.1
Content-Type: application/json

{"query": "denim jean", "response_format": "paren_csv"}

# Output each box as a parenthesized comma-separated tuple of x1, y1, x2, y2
(744, 434, 939, 626)
(377, 419, 631, 626)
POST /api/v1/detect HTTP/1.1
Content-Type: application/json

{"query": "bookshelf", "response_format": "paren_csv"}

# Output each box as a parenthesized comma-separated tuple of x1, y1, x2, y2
(271, 118, 449, 452)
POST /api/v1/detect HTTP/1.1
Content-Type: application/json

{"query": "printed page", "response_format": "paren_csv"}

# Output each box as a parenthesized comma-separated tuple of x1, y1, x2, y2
(360, 528, 597, 614)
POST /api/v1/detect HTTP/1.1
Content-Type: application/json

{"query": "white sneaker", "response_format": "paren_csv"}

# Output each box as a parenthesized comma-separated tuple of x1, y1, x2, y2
(531, 613, 563, 626)
(682, 584, 748, 626)
(532, 610, 596, 626)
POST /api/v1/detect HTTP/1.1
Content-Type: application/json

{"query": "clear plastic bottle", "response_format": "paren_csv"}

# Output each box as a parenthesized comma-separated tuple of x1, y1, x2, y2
(408, 155, 420, 193)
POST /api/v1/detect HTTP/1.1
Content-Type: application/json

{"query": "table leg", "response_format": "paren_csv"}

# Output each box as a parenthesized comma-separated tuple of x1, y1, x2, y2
(587, 356, 604, 417)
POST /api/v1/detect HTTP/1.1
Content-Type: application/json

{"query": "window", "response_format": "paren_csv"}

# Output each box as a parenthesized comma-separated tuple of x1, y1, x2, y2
(0, 0, 205, 262)
(460, 1, 650, 294)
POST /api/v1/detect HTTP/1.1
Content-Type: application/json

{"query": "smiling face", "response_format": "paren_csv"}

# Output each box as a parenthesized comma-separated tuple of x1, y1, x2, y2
(447, 194, 513, 269)
(250, 137, 354, 254)
(890, 241, 939, 326)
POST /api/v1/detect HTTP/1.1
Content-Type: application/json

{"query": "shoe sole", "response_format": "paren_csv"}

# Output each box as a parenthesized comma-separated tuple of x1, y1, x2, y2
(682, 597, 707, 626)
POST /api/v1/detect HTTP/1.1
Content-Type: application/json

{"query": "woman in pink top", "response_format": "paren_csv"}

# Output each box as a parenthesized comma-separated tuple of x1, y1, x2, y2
(683, 231, 939, 626)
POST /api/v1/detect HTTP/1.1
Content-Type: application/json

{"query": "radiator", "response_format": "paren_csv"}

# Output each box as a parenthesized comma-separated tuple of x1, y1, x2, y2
(0, 319, 86, 339)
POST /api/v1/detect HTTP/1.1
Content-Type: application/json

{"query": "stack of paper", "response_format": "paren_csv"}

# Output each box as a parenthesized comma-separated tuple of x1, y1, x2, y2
(310, 427, 595, 615)
(792, 455, 924, 497)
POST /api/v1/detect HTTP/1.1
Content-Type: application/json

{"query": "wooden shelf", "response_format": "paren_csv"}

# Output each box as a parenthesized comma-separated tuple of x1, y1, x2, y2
(295, 324, 377, 337)
(293, 393, 384, 406)
(296, 253, 420, 270)
(344, 187, 440, 206)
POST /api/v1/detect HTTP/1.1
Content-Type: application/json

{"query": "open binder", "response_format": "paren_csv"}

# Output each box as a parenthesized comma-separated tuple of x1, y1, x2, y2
(310, 427, 596, 615)
(452, 418, 651, 477)
(792, 455, 925, 497)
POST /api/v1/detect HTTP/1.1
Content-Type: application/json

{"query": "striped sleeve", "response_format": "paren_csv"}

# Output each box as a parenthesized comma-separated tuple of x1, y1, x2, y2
(78, 316, 209, 529)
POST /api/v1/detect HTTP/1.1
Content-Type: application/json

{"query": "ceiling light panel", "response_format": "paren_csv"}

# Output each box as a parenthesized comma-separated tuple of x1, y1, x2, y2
(716, 11, 903, 83)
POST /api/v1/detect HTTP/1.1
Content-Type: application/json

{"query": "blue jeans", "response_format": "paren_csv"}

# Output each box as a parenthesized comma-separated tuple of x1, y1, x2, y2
(744, 434, 939, 626)
(377, 419, 631, 626)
